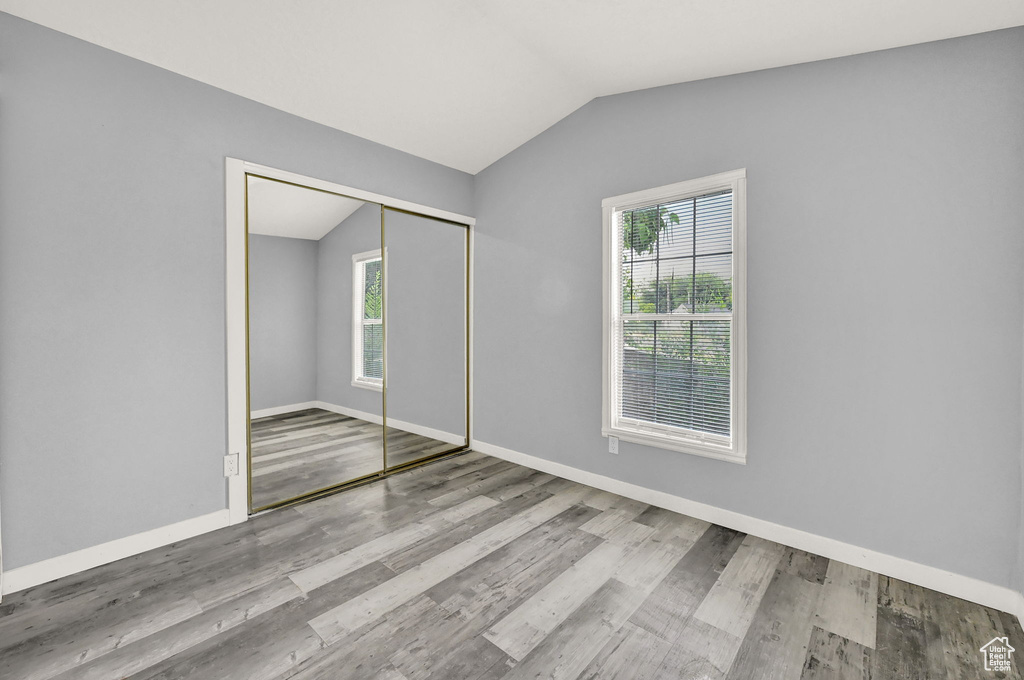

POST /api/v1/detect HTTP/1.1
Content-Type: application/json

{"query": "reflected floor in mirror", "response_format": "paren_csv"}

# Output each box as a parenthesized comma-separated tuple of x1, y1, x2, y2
(251, 408, 456, 509)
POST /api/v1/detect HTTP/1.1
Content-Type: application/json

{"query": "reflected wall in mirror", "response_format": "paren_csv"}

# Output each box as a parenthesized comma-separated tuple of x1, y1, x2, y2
(383, 209, 469, 469)
(247, 175, 384, 511)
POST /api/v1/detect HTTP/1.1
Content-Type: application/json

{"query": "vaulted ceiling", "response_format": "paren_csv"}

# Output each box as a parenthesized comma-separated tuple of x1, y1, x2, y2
(2, 1, 1022, 173)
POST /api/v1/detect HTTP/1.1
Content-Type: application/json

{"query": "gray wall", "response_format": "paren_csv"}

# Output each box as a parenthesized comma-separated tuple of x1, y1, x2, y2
(1019, 327, 1024, 596)
(1019, 467, 1023, 596)
(0, 12, 473, 570)
(316, 203, 384, 418)
(473, 28, 1024, 589)
(248, 235, 319, 411)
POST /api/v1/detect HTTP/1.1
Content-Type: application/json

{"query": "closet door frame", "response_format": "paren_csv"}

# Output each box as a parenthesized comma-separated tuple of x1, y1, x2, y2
(225, 158, 474, 524)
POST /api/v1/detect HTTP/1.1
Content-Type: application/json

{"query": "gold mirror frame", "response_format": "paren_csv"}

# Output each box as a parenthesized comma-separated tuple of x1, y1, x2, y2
(245, 173, 471, 514)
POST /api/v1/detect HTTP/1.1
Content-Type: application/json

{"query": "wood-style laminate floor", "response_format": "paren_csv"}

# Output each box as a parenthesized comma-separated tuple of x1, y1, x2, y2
(250, 408, 456, 509)
(1, 451, 1020, 680)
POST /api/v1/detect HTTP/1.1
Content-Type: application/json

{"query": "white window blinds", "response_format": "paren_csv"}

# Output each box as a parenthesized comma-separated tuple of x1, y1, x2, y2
(603, 171, 746, 462)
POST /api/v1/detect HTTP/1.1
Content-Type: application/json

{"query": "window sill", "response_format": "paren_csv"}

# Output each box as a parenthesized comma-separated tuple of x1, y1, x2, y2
(602, 426, 746, 465)
(352, 379, 383, 392)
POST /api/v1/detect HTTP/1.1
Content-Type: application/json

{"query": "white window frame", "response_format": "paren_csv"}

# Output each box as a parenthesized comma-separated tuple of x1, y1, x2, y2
(352, 248, 386, 391)
(602, 169, 747, 464)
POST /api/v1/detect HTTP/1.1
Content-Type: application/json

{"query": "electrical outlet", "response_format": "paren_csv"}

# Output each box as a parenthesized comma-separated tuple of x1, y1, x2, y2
(608, 436, 619, 454)
(224, 452, 239, 477)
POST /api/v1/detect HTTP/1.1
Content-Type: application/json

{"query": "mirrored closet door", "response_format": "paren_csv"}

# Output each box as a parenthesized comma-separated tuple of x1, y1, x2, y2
(382, 209, 469, 469)
(245, 174, 469, 513)
(246, 176, 385, 511)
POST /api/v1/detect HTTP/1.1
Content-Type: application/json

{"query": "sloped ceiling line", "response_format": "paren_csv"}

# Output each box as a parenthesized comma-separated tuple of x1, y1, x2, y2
(1, 0, 1022, 173)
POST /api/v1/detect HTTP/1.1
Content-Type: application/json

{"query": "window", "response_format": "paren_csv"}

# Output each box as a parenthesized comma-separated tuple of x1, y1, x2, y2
(352, 249, 384, 390)
(603, 169, 746, 463)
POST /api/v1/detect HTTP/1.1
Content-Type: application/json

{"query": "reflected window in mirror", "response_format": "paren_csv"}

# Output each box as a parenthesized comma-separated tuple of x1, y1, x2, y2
(352, 249, 384, 390)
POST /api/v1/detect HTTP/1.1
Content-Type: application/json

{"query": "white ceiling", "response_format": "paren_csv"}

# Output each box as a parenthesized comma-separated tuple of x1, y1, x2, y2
(3, 1, 1022, 174)
(247, 176, 365, 240)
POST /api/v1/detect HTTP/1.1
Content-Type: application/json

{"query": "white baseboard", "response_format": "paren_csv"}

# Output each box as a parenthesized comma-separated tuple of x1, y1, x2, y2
(387, 417, 465, 446)
(315, 401, 381, 424)
(250, 401, 319, 419)
(1, 509, 230, 596)
(471, 439, 1022, 619)
(316, 401, 465, 446)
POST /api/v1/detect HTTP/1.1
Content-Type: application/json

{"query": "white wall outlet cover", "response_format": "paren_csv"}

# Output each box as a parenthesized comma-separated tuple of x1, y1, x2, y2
(608, 436, 619, 454)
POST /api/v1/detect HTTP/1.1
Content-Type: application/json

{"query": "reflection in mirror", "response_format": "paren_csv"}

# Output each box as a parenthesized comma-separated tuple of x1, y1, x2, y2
(246, 175, 384, 511)
(382, 209, 468, 469)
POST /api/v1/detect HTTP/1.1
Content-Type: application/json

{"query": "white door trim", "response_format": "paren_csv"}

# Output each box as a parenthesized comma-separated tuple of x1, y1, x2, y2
(225, 158, 475, 522)
(225, 158, 248, 525)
